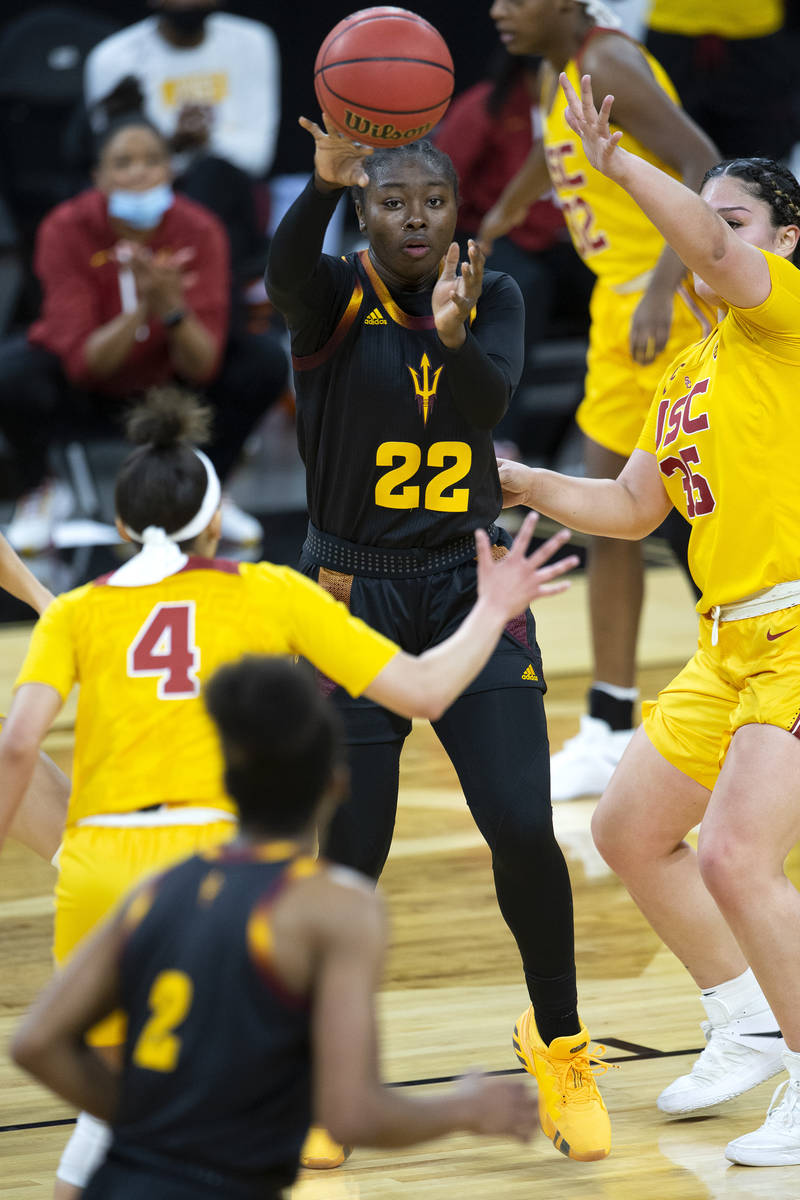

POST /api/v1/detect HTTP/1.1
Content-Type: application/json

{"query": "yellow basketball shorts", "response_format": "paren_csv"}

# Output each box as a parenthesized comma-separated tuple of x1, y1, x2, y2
(577, 279, 710, 458)
(54, 818, 236, 1046)
(642, 610, 800, 792)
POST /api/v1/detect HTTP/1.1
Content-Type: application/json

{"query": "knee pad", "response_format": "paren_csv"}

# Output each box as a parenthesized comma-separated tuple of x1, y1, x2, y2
(56, 1111, 111, 1187)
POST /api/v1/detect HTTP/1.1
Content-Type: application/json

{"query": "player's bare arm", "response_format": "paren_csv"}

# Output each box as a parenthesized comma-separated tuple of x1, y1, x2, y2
(311, 878, 535, 1147)
(477, 141, 550, 254)
(498, 448, 671, 541)
(0, 531, 54, 615)
(581, 34, 718, 363)
(561, 73, 779, 309)
(11, 907, 124, 1119)
(0, 683, 63, 852)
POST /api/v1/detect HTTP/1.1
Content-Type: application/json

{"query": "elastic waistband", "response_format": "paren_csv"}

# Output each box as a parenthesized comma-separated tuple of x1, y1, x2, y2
(302, 522, 498, 579)
(76, 806, 237, 829)
(706, 579, 800, 645)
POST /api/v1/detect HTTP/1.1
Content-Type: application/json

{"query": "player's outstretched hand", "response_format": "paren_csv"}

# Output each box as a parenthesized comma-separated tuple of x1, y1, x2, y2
(299, 114, 373, 190)
(475, 511, 578, 617)
(432, 240, 484, 343)
(560, 72, 622, 176)
(496, 457, 535, 510)
(454, 1072, 536, 1143)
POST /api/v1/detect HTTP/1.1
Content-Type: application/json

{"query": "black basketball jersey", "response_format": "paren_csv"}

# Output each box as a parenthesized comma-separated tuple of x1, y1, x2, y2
(108, 844, 318, 1196)
(293, 250, 523, 548)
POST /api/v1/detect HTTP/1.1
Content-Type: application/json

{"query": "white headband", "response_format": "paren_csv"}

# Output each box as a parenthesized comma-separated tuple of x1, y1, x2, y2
(109, 448, 222, 588)
(122, 448, 221, 545)
(579, 0, 623, 29)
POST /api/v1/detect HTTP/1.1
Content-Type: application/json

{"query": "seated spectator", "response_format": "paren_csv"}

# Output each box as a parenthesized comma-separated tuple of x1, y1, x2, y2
(84, 0, 280, 286)
(0, 115, 287, 553)
(434, 50, 592, 454)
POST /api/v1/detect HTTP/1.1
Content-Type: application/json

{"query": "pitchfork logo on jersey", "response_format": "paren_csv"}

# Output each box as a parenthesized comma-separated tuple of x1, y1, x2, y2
(407, 353, 443, 426)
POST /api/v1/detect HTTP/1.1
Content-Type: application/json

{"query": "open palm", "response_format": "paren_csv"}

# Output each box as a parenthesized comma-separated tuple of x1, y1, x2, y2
(560, 72, 622, 176)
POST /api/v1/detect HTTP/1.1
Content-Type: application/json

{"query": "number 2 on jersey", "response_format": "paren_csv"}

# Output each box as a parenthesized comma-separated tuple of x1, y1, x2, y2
(375, 441, 472, 512)
(128, 602, 200, 698)
(132, 969, 194, 1073)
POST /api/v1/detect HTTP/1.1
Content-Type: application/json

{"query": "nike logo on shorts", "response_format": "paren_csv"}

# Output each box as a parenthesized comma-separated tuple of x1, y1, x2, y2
(766, 627, 796, 641)
(747, 1030, 784, 1038)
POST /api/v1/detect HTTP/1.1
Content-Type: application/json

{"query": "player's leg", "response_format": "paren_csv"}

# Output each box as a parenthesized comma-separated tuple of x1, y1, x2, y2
(8, 749, 69, 862)
(593, 647, 785, 1117)
(434, 686, 610, 1161)
(320, 737, 405, 881)
(697, 724, 800, 1165)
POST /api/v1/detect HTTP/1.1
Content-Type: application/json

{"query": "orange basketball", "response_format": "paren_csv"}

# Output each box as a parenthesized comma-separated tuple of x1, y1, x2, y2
(314, 7, 454, 148)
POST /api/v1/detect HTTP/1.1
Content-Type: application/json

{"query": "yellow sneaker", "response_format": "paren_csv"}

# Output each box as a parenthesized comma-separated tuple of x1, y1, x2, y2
(512, 1006, 611, 1161)
(300, 1125, 351, 1169)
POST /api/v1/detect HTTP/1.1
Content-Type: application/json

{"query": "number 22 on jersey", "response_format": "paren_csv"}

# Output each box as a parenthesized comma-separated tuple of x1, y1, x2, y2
(375, 441, 472, 512)
(128, 602, 201, 698)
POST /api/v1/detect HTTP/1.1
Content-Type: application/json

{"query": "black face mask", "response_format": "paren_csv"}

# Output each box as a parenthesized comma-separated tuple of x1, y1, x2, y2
(163, 6, 209, 38)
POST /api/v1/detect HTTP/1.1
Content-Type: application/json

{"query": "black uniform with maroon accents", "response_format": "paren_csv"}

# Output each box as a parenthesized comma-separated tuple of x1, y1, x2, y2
(267, 177, 580, 1043)
(83, 846, 317, 1200)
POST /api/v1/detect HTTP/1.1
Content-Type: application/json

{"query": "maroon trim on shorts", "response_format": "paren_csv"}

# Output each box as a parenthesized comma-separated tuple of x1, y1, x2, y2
(505, 613, 530, 651)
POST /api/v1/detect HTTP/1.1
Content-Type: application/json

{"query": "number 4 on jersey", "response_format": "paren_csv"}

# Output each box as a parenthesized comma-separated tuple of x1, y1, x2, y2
(128, 602, 200, 698)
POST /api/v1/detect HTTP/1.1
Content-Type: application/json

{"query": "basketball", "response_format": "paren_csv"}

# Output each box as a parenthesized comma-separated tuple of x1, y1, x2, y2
(314, 7, 454, 148)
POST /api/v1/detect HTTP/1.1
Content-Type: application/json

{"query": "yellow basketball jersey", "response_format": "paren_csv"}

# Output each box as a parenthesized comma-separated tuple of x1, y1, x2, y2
(541, 31, 681, 288)
(637, 251, 800, 612)
(15, 557, 398, 825)
(648, 0, 783, 40)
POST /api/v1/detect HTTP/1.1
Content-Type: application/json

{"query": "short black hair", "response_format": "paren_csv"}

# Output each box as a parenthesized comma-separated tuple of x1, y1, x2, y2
(349, 138, 459, 207)
(204, 657, 344, 835)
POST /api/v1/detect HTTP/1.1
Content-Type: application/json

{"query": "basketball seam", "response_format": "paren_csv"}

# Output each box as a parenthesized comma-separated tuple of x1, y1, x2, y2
(315, 57, 454, 76)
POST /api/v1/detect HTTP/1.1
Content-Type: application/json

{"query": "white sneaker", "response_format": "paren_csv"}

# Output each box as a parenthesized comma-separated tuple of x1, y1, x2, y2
(726, 1074, 800, 1166)
(549, 715, 634, 802)
(219, 495, 262, 546)
(6, 479, 74, 555)
(658, 996, 785, 1115)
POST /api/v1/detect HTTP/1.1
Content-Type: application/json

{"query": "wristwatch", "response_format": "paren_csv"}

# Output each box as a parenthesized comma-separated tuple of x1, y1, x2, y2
(162, 308, 187, 329)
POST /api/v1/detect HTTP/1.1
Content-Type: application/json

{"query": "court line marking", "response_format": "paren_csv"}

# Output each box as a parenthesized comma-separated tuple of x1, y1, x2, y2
(0, 1042, 704, 1132)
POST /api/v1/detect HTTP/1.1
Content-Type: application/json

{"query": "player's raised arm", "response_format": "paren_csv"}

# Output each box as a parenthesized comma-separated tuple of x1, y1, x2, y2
(560, 72, 778, 309)
(0, 531, 54, 615)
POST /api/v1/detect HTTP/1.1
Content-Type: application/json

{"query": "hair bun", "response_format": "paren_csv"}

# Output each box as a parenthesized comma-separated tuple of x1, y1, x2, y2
(124, 386, 212, 449)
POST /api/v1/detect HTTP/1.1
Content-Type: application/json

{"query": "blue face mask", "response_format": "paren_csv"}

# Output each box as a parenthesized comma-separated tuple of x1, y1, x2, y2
(108, 183, 174, 229)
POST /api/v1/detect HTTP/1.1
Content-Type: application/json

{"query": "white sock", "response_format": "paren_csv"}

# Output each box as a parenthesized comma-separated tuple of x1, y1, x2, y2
(591, 681, 639, 702)
(701, 967, 775, 1026)
(783, 1048, 800, 1082)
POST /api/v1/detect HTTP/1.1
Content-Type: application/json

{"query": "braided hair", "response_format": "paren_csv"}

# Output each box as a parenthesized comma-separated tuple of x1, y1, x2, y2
(703, 158, 800, 262)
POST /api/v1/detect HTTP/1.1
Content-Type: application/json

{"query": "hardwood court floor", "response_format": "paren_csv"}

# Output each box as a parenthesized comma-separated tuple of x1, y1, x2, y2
(1, 567, 797, 1199)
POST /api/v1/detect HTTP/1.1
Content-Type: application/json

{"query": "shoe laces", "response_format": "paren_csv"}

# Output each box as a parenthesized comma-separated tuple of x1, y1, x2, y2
(549, 1041, 615, 1107)
(764, 1079, 800, 1128)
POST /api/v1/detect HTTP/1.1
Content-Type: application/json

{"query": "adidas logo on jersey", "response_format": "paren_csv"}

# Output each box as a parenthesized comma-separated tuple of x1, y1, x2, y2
(521, 663, 538, 681)
(364, 307, 387, 325)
